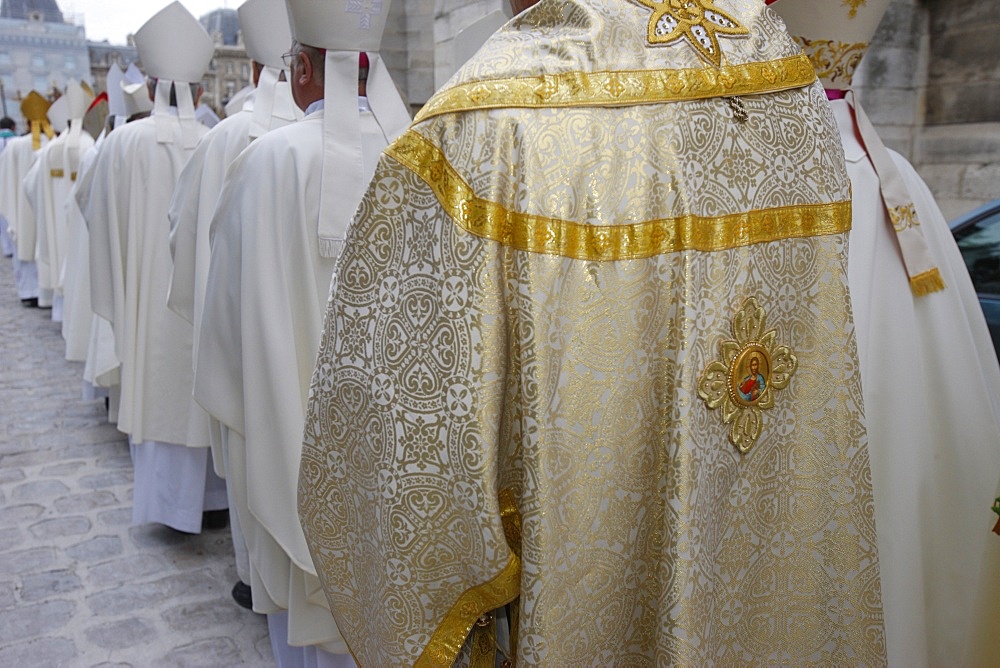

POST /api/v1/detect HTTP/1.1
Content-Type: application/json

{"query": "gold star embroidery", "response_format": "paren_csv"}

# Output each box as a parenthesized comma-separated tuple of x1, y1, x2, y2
(697, 298, 798, 454)
(633, 0, 749, 68)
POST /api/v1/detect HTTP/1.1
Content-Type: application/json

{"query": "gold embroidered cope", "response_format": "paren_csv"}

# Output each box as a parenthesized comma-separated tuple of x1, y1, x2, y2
(299, 1, 885, 665)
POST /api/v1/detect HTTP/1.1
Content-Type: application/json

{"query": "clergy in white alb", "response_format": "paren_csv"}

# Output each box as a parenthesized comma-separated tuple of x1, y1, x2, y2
(771, 1, 1000, 665)
(167, 0, 301, 612)
(195, 0, 409, 659)
(61, 93, 108, 365)
(78, 2, 226, 534)
(0, 91, 53, 306)
(0, 117, 19, 258)
(25, 82, 95, 324)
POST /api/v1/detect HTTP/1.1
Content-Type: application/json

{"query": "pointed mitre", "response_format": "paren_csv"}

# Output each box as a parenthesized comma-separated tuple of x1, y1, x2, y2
(20, 90, 51, 124)
(768, 0, 892, 89)
(239, 0, 302, 138)
(120, 63, 153, 118)
(239, 0, 291, 70)
(47, 94, 69, 134)
(83, 92, 109, 138)
(134, 1, 214, 84)
(65, 79, 94, 121)
(284, 0, 411, 258)
(106, 62, 127, 119)
(20, 90, 54, 149)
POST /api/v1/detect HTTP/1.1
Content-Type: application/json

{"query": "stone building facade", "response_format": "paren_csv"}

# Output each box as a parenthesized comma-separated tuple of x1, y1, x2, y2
(384, 0, 1000, 221)
(0, 0, 89, 126)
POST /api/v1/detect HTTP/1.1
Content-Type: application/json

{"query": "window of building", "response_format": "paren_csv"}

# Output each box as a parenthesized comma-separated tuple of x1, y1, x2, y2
(31, 54, 46, 70)
(64, 55, 76, 70)
(0, 53, 11, 69)
(227, 62, 234, 75)
(242, 63, 249, 80)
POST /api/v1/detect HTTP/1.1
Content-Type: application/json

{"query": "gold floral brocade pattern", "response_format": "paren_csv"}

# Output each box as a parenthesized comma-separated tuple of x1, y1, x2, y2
(796, 37, 868, 88)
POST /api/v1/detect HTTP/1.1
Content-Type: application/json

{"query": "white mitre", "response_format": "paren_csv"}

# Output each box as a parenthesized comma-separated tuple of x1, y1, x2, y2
(453, 1, 514, 75)
(768, 0, 892, 89)
(47, 94, 69, 134)
(121, 63, 153, 119)
(106, 62, 127, 126)
(62, 80, 94, 178)
(285, 0, 412, 258)
(238, 0, 301, 138)
(133, 1, 214, 147)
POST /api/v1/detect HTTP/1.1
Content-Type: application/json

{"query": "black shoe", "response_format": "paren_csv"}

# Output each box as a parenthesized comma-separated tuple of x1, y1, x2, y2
(20, 297, 37, 307)
(202, 509, 229, 531)
(231, 581, 253, 610)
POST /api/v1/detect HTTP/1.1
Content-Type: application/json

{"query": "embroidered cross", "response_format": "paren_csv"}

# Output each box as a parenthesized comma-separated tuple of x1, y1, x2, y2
(633, 0, 749, 68)
(346, 0, 383, 30)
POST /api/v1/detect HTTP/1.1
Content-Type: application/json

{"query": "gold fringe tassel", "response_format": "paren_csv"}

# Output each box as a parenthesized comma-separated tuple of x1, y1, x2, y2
(909, 268, 946, 297)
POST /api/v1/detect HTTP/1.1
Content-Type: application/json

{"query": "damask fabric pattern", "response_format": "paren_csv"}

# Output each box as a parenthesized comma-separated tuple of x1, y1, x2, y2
(299, 0, 885, 665)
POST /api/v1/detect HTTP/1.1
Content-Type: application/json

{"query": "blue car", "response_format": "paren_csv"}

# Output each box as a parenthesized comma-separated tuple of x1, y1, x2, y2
(950, 198, 1000, 357)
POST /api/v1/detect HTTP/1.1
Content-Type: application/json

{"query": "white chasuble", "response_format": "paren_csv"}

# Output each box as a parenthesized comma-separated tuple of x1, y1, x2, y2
(299, 1, 887, 665)
(833, 100, 1000, 666)
(0, 134, 46, 299)
(61, 142, 101, 362)
(79, 113, 208, 446)
(195, 108, 390, 652)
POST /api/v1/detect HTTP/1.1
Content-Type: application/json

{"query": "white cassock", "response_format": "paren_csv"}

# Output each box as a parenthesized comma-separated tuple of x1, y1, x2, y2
(834, 99, 1000, 666)
(0, 134, 46, 301)
(79, 111, 227, 533)
(195, 103, 388, 654)
(168, 88, 297, 585)
(24, 130, 96, 322)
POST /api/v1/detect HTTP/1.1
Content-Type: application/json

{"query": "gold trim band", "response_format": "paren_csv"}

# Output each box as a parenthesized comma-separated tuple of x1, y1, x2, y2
(415, 54, 817, 123)
(388, 131, 852, 260)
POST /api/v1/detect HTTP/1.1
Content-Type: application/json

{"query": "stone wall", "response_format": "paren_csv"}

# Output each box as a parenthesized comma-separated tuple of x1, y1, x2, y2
(858, 0, 1000, 219)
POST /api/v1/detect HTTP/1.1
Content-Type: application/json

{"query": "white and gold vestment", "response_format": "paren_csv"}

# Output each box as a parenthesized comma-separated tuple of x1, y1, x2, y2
(300, 1, 887, 664)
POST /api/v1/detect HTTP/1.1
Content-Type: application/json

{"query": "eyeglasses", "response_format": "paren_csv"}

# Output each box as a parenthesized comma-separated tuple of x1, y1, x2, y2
(281, 50, 297, 68)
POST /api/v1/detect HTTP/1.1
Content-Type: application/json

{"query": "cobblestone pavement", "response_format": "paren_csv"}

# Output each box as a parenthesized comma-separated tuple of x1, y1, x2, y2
(0, 257, 274, 666)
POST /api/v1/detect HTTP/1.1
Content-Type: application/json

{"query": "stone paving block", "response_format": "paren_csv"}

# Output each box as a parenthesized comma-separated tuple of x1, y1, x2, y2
(97, 507, 134, 528)
(11, 478, 70, 502)
(80, 470, 133, 490)
(29, 516, 93, 540)
(0, 599, 76, 641)
(54, 490, 119, 513)
(67, 535, 124, 563)
(0, 636, 77, 665)
(40, 461, 89, 477)
(161, 598, 246, 632)
(0, 502, 44, 527)
(96, 453, 133, 470)
(0, 547, 59, 576)
(87, 553, 168, 587)
(84, 616, 157, 650)
(0, 468, 25, 485)
(151, 636, 242, 667)
(86, 571, 223, 616)
(20, 569, 84, 602)
(0, 581, 15, 610)
(0, 526, 23, 552)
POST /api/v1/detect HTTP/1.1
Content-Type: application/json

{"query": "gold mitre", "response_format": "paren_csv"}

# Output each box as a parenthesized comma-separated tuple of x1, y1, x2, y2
(20, 90, 51, 123)
(768, 0, 892, 89)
